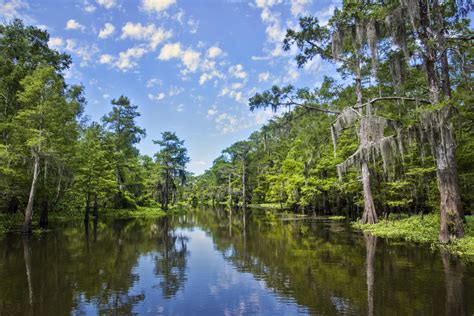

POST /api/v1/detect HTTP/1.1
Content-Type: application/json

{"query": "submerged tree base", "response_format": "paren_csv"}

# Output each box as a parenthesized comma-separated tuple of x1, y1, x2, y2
(353, 214, 474, 261)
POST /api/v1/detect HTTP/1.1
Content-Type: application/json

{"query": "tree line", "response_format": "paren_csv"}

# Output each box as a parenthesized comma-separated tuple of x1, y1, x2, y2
(191, 0, 473, 243)
(0, 20, 190, 233)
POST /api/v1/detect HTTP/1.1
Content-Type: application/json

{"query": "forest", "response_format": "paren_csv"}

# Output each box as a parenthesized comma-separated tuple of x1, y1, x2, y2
(189, 0, 474, 249)
(0, 1, 474, 314)
(0, 20, 191, 234)
(0, 1, 472, 249)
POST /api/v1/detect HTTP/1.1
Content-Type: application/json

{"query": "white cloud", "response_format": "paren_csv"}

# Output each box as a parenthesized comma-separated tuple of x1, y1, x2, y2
(96, 0, 116, 9)
(168, 86, 183, 96)
(141, 0, 176, 14)
(64, 39, 99, 67)
(102, 93, 110, 99)
(84, 4, 96, 12)
(99, 54, 114, 64)
(258, 72, 270, 82)
(316, 5, 335, 26)
(175, 104, 184, 112)
(148, 92, 166, 101)
(146, 78, 162, 88)
(290, 0, 311, 17)
(121, 22, 172, 50)
(48, 37, 63, 49)
(158, 42, 182, 60)
(207, 106, 217, 117)
(0, 0, 29, 21)
(115, 46, 147, 71)
(66, 19, 85, 31)
(98, 23, 115, 39)
(181, 49, 200, 72)
(255, 0, 281, 8)
(207, 46, 222, 59)
(173, 9, 185, 24)
(303, 55, 322, 72)
(228, 64, 247, 79)
(187, 18, 199, 34)
(158, 43, 201, 73)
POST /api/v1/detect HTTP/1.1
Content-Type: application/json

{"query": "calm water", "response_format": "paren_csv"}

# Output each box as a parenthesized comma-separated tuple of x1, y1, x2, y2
(0, 209, 472, 315)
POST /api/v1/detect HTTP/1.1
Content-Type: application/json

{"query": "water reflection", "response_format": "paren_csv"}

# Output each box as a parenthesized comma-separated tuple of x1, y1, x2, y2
(153, 217, 189, 299)
(364, 234, 376, 316)
(0, 210, 472, 315)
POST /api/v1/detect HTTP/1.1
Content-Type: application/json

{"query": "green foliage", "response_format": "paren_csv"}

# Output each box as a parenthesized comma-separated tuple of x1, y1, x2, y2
(353, 214, 474, 261)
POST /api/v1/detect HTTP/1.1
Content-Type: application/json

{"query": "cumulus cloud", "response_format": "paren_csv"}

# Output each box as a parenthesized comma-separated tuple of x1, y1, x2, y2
(84, 2, 96, 12)
(181, 49, 200, 72)
(158, 42, 182, 60)
(148, 92, 166, 101)
(115, 46, 147, 71)
(121, 22, 172, 50)
(48, 37, 64, 49)
(0, 0, 29, 21)
(158, 42, 201, 73)
(316, 4, 336, 26)
(64, 39, 100, 67)
(141, 0, 176, 14)
(290, 0, 311, 17)
(98, 23, 115, 39)
(96, 0, 116, 9)
(99, 54, 114, 64)
(66, 19, 85, 31)
(146, 78, 162, 88)
(228, 64, 247, 79)
(207, 46, 222, 59)
(258, 72, 270, 82)
(187, 18, 199, 34)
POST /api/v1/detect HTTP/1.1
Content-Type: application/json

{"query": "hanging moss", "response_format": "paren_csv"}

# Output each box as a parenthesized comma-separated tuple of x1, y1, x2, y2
(331, 28, 344, 60)
(366, 19, 379, 77)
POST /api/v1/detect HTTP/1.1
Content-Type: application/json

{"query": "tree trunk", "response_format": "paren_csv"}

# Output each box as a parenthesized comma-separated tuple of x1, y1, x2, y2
(39, 199, 48, 229)
(93, 193, 99, 221)
(84, 191, 91, 223)
(7, 196, 19, 214)
(228, 173, 232, 209)
(435, 134, 464, 242)
(242, 162, 246, 211)
(322, 191, 330, 215)
(23, 153, 40, 234)
(361, 159, 378, 224)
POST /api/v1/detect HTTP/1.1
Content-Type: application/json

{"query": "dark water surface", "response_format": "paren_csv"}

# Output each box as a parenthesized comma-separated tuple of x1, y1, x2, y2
(0, 209, 472, 315)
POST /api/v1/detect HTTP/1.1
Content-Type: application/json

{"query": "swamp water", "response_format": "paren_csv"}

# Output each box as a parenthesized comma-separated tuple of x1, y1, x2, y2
(0, 209, 472, 315)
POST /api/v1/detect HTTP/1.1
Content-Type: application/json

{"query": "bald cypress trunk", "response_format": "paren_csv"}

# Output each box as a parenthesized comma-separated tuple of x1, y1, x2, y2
(361, 159, 377, 224)
(23, 153, 40, 234)
(434, 131, 464, 242)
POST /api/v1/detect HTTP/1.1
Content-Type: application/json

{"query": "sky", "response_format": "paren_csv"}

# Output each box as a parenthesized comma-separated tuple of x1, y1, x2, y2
(0, 0, 341, 175)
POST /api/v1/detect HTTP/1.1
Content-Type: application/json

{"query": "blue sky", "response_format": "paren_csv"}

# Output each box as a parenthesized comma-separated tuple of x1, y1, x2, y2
(1, 0, 340, 174)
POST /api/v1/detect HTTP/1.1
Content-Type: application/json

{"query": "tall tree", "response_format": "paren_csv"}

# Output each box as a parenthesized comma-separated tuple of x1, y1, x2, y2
(12, 65, 79, 233)
(154, 132, 189, 210)
(102, 96, 145, 208)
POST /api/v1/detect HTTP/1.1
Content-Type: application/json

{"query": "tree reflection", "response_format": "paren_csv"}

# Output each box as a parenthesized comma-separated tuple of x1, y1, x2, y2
(0, 216, 191, 315)
(154, 217, 189, 299)
(442, 252, 466, 315)
(364, 234, 376, 316)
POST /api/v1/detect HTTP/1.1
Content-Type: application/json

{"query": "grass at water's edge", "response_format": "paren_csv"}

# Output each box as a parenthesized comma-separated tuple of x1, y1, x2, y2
(352, 214, 474, 261)
(0, 206, 169, 234)
(328, 215, 346, 221)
